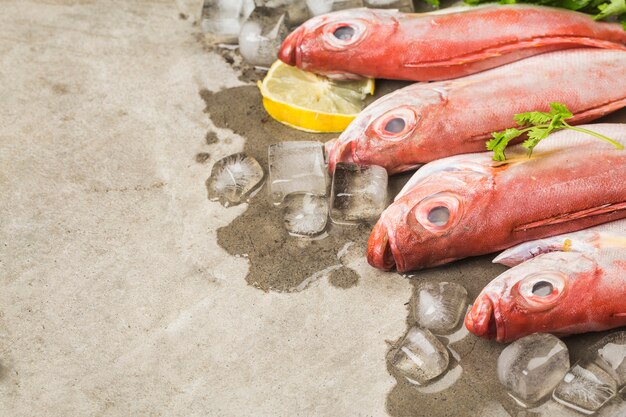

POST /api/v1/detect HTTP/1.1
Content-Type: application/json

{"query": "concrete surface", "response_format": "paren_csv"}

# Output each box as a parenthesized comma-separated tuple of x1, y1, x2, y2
(0, 1, 412, 415)
(2, 2, 625, 417)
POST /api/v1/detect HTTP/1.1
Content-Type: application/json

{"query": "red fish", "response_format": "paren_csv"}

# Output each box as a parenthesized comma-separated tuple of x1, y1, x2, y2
(465, 220, 626, 342)
(327, 48, 626, 174)
(278, 5, 626, 81)
(367, 124, 626, 272)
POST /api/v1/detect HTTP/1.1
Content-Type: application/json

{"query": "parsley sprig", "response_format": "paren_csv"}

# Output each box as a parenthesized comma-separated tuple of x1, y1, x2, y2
(486, 102, 624, 161)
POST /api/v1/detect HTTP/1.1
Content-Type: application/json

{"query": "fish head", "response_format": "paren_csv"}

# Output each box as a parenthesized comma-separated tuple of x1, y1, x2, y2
(327, 85, 448, 174)
(278, 8, 400, 79)
(465, 252, 600, 343)
(368, 164, 492, 271)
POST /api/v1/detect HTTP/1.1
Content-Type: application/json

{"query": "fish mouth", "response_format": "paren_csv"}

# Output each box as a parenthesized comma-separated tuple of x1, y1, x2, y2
(367, 221, 404, 271)
(278, 26, 304, 66)
(327, 138, 355, 174)
(465, 294, 505, 342)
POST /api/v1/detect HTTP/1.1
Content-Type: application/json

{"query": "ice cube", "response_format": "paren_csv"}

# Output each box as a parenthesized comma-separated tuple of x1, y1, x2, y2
(201, 0, 255, 43)
(239, 7, 290, 67)
(413, 281, 468, 334)
(387, 326, 449, 385)
(306, 0, 364, 16)
(283, 194, 328, 237)
(258, 0, 310, 25)
(553, 361, 618, 414)
(206, 153, 264, 206)
(268, 141, 327, 205)
(330, 163, 388, 225)
(363, 0, 414, 12)
(497, 333, 570, 407)
(591, 331, 626, 388)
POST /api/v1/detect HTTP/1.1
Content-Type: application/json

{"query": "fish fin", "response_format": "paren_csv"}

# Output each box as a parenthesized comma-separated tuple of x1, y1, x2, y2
(404, 37, 626, 68)
(514, 202, 626, 232)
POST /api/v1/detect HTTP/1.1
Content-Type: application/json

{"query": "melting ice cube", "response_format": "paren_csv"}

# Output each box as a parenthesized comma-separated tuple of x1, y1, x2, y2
(206, 153, 264, 206)
(258, 0, 310, 25)
(268, 141, 327, 205)
(239, 7, 290, 67)
(387, 326, 449, 385)
(592, 331, 626, 388)
(413, 281, 468, 334)
(497, 333, 570, 407)
(283, 194, 328, 237)
(553, 361, 618, 414)
(306, 0, 364, 16)
(363, 0, 414, 12)
(201, 0, 255, 43)
(330, 163, 388, 225)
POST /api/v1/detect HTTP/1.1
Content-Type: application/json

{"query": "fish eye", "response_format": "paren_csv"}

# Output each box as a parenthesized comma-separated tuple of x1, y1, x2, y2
(531, 280, 553, 297)
(412, 193, 461, 235)
(384, 117, 406, 134)
(322, 20, 367, 50)
(372, 107, 420, 141)
(427, 206, 450, 227)
(517, 272, 567, 311)
(333, 25, 355, 41)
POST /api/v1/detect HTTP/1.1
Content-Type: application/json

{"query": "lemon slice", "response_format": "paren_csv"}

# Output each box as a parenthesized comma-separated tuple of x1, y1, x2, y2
(258, 61, 375, 133)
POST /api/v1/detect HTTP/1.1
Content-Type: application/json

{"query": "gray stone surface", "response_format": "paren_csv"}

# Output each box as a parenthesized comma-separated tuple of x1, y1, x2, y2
(0, 1, 410, 415)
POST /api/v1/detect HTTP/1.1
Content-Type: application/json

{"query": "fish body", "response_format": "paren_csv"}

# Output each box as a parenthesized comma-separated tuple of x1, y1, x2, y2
(327, 48, 626, 174)
(465, 219, 626, 342)
(367, 124, 626, 272)
(278, 5, 626, 81)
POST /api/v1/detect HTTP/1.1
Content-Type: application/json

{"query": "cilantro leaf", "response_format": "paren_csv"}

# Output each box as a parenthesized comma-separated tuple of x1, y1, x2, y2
(487, 102, 622, 161)
(486, 128, 524, 161)
(548, 102, 573, 118)
(513, 102, 572, 127)
(514, 110, 552, 126)
(595, 0, 626, 20)
(522, 126, 553, 156)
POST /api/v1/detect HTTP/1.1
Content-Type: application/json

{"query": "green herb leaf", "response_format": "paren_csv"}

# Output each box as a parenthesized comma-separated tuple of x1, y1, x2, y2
(487, 102, 622, 160)
(486, 128, 524, 161)
(514, 110, 552, 126)
(594, 0, 626, 20)
(522, 126, 553, 156)
(424, 0, 441, 7)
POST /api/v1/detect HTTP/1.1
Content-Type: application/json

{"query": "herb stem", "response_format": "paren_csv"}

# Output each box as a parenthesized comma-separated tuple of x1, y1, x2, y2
(562, 122, 625, 150)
